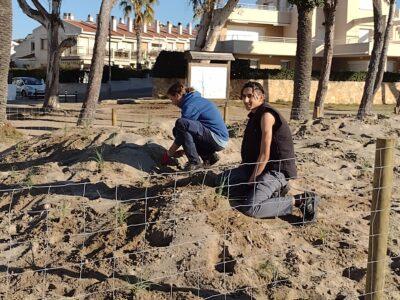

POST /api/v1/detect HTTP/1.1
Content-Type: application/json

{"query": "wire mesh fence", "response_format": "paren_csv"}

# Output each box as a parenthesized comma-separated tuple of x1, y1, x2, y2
(0, 143, 399, 299)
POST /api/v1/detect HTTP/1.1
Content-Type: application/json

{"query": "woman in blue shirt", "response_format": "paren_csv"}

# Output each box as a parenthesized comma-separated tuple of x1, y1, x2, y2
(162, 82, 229, 171)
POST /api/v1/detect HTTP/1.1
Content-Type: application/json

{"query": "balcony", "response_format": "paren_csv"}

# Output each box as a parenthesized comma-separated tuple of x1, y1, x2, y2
(62, 46, 93, 58)
(333, 37, 400, 57)
(228, 3, 292, 25)
(114, 50, 130, 60)
(217, 36, 297, 56)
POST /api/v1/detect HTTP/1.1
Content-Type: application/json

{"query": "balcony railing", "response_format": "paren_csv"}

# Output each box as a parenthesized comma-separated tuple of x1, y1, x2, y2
(220, 35, 297, 43)
(62, 46, 93, 56)
(217, 1, 292, 12)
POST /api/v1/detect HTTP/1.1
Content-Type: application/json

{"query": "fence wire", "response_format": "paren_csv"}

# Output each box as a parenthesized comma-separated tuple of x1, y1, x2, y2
(0, 146, 399, 299)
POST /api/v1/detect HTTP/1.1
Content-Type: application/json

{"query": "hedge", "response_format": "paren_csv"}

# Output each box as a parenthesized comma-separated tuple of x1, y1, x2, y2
(9, 66, 150, 83)
(152, 53, 400, 82)
(151, 51, 186, 78)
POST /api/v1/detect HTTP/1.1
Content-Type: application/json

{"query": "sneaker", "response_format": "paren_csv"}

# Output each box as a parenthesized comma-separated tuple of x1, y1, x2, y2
(298, 191, 320, 223)
(183, 162, 203, 172)
(202, 153, 220, 167)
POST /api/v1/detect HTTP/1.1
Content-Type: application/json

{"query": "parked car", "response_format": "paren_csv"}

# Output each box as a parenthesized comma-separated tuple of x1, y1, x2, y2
(12, 77, 46, 98)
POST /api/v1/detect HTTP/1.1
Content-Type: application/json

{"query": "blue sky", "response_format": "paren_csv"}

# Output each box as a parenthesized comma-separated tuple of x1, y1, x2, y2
(12, 0, 195, 39)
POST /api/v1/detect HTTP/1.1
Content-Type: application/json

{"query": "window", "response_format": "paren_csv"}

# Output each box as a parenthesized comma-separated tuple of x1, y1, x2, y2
(31, 42, 35, 52)
(359, 0, 372, 10)
(40, 39, 47, 50)
(250, 59, 259, 69)
(359, 29, 370, 43)
(281, 60, 291, 69)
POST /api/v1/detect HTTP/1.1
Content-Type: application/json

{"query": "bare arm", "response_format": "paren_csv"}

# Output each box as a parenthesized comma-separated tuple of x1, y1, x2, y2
(248, 112, 275, 183)
(167, 143, 180, 157)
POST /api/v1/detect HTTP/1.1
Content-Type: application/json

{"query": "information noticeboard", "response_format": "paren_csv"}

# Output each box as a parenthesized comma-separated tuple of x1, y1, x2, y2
(188, 63, 229, 100)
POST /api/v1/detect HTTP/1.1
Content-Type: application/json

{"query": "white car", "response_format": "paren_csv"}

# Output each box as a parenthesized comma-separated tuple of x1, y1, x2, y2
(12, 77, 46, 98)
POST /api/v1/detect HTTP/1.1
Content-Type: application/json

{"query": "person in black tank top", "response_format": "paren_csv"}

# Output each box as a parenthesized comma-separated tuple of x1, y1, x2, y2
(220, 81, 319, 223)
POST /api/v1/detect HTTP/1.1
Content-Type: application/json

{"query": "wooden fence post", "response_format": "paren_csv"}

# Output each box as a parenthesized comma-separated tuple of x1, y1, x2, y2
(223, 102, 229, 123)
(365, 138, 395, 299)
(112, 108, 117, 126)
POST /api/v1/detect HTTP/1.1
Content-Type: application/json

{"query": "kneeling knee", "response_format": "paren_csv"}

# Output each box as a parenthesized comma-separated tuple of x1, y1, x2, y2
(175, 118, 187, 130)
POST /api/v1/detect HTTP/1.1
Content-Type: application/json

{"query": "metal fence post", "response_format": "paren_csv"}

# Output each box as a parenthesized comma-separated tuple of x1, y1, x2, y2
(64, 90, 68, 103)
(75, 91, 78, 103)
(365, 138, 395, 299)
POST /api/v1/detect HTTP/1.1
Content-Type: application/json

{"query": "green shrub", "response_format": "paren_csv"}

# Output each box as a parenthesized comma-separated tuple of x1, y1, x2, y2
(230, 59, 400, 82)
(152, 51, 186, 78)
(102, 66, 150, 82)
(9, 66, 150, 83)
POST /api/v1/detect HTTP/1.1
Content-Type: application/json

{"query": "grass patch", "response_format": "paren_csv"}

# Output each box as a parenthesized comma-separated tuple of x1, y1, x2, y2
(0, 123, 23, 141)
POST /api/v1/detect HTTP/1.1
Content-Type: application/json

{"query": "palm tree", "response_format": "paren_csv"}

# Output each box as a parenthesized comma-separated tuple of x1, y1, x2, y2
(77, 0, 116, 126)
(358, 0, 385, 119)
(120, 0, 158, 70)
(373, 0, 396, 97)
(0, 0, 12, 125)
(313, 0, 337, 119)
(289, 0, 323, 120)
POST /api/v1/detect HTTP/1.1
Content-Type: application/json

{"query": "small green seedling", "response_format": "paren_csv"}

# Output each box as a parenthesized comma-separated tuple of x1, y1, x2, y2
(257, 260, 280, 284)
(93, 148, 105, 172)
(116, 206, 128, 226)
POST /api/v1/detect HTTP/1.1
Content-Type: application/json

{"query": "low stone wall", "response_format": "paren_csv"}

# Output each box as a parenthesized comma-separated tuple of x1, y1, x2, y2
(60, 77, 153, 96)
(154, 77, 400, 105)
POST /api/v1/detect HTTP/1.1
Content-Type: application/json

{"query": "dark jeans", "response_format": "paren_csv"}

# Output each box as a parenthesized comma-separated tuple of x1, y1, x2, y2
(173, 118, 224, 164)
(219, 165, 293, 218)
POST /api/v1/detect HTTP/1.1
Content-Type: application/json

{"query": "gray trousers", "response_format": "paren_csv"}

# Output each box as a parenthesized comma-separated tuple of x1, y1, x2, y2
(220, 165, 293, 218)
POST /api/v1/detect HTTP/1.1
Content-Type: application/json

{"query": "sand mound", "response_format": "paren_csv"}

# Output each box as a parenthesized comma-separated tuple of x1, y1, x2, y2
(0, 116, 399, 299)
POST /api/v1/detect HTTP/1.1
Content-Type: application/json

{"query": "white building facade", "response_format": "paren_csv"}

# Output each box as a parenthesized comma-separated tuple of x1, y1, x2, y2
(12, 13, 195, 70)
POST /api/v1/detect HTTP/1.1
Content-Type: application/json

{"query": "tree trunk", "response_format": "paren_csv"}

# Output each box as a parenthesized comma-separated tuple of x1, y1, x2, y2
(43, 18, 61, 109)
(313, 0, 337, 119)
(396, 92, 400, 113)
(194, 10, 212, 51)
(372, 0, 395, 98)
(0, 0, 12, 125)
(136, 26, 142, 70)
(16, 0, 77, 111)
(202, 0, 239, 51)
(77, 0, 113, 126)
(291, 5, 313, 120)
(357, 0, 385, 119)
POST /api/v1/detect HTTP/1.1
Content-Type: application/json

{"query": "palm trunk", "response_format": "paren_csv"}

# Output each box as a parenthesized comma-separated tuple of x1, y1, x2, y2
(77, 0, 113, 126)
(396, 92, 400, 114)
(291, 5, 313, 120)
(372, 0, 395, 98)
(0, 0, 12, 125)
(136, 26, 142, 70)
(357, 0, 385, 119)
(43, 18, 61, 109)
(313, 0, 337, 119)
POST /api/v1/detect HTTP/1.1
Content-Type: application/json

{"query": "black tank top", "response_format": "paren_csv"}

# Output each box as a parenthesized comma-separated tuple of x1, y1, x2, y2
(241, 103, 297, 179)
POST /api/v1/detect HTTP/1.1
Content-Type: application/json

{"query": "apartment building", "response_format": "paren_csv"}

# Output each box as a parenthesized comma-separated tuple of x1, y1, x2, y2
(216, 0, 400, 72)
(12, 13, 195, 70)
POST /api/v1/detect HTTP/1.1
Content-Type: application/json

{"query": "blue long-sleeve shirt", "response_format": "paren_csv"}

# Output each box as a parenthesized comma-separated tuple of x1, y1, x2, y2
(179, 91, 229, 143)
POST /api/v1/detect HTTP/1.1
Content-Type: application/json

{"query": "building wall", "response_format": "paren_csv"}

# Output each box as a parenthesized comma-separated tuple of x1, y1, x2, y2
(13, 19, 193, 70)
(154, 77, 400, 105)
